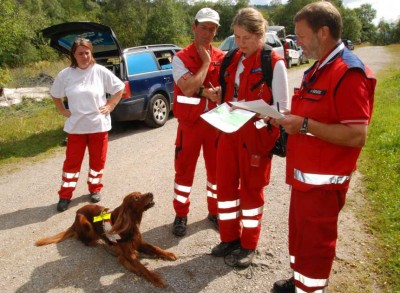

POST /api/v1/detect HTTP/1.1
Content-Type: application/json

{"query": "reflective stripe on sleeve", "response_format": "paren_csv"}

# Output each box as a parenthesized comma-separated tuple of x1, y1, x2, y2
(294, 169, 351, 185)
(174, 183, 191, 193)
(218, 199, 240, 209)
(177, 95, 201, 105)
(241, 219, 260, 228)
(62, 171, 80, 179)
(294, 271, 328, 288)
(242, 206, 264, 216)
(219, 211, 240, 220)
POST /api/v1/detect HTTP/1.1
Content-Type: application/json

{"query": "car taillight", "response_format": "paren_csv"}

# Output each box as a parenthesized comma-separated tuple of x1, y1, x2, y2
(121, 81, 131, 99)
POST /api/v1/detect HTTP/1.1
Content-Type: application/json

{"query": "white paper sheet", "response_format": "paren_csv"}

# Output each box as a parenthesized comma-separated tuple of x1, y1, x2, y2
(230, 99, 285, 119)
(201, 102, 256, 133)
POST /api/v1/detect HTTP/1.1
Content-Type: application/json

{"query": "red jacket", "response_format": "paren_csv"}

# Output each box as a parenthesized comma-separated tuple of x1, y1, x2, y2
(173, 43, 224, 124)
(287, 46, 376, 191)
(222, 48, 283, 104)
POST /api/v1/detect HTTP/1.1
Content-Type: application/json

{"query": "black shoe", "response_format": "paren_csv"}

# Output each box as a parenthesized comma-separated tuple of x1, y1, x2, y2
(57, 199, 71, 212)
(90, 192, 101, 203)
(211, 239, 240, 257)
(207, 213, 219, 230)
(272, 277, 295, 293)
(172, 216, 187, 236)
(230, 247, 256, 268)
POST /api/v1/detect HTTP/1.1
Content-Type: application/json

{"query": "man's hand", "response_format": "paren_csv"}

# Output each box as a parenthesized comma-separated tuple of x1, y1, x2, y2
(271, 113, 303, 135)
(203, 86, 221, 104)
(196, 44, 211, 66)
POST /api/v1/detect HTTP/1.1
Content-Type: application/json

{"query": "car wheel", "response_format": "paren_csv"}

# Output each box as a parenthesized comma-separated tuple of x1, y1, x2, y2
(145, 93, 170, 128)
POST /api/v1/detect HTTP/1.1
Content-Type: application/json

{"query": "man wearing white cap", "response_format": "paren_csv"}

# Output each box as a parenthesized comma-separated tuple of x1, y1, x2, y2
(171, 8, 225, 236)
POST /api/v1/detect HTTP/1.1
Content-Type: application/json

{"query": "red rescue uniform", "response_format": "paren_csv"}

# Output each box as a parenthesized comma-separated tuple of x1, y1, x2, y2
(173, 43, 225, 217)
(287, 43, 376, 292)
(217, 48, 282, 250)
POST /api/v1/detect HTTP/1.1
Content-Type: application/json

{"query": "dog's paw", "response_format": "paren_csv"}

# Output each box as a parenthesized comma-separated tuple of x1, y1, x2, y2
(163, 251, 178, 261)
(150, 272, 167, 288)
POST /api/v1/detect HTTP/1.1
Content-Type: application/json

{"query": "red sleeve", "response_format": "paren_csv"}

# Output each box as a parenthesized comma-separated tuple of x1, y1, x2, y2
(335, 69, 373, 125)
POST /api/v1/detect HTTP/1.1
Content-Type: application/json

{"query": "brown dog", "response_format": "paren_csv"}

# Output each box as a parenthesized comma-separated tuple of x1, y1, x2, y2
(36, 192, 177, 288)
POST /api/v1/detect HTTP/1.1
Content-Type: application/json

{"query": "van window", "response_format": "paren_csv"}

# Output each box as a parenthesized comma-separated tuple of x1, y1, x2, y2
(219, 36, 236, 51)
(126, 52, 158, 75)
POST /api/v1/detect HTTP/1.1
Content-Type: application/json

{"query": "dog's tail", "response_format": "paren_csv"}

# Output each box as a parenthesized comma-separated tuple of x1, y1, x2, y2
(35, 226, 76, 246)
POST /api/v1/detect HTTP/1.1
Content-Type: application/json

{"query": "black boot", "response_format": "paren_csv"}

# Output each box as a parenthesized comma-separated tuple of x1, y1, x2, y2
(211, 239, 240, 257)
(231, 247, 255, 268)
(272, 277, 295, 293)
(57, 198, 71, 212)
(172, 216, 187, 236)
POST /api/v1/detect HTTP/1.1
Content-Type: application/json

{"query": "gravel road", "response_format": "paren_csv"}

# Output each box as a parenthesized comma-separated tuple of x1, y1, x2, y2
(0, 46, 390, 293)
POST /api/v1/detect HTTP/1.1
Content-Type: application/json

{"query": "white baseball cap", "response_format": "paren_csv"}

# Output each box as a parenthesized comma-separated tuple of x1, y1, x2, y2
(195, 8, 220, 26)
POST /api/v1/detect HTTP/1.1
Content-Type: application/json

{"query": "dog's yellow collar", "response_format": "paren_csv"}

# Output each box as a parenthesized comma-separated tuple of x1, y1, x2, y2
(93, 210, 111, 222)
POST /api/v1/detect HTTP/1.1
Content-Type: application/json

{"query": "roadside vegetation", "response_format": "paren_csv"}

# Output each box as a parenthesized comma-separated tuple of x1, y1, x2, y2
(358, 44, 400, 291)
(1, 0, 398, 85)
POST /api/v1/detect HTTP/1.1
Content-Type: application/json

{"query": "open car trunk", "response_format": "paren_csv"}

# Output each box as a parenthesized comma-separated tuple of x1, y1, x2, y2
(42, 22, 125, 79)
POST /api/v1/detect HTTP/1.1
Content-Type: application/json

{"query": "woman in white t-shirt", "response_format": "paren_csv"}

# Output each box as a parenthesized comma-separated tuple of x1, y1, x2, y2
(50, 38, 125, 212)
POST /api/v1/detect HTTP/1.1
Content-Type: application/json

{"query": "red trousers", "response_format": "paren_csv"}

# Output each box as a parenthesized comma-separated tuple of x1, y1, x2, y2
(173, 119, 219, 217)
(216, 123, 276, 250)
(58, 132, 108, 200)
(289, 188, 347, 292)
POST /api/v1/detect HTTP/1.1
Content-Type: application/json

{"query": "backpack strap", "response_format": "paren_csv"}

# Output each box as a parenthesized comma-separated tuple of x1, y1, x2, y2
(250, 44, 273, 91)
(219, 44, 273, 103)
(219, 48, 239, 103)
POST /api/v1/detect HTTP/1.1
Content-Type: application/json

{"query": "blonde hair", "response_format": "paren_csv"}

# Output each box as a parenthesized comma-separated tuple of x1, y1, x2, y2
(231, 7, 267, 39)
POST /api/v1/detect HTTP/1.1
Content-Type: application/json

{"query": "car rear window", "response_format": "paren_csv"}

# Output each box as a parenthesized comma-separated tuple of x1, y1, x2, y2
(126, 52, 158, 75)
(56, 32, 118, 56)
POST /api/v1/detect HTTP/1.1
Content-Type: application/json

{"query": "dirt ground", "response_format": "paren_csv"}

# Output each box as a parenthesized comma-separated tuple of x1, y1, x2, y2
(0, 46, 390, 293)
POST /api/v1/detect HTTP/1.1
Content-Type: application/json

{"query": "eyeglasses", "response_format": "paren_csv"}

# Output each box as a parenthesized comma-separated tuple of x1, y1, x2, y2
(74, 38, 90, 45)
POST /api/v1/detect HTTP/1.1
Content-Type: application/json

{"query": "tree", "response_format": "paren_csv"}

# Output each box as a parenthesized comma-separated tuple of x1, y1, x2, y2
(354, 4, 377, 42)
(101, 0, 150, 48)
(0, 0, 37, 67)
(213, 0, 249, 40)
(341, 7, 362, 42)
(142, 0, 188, 45)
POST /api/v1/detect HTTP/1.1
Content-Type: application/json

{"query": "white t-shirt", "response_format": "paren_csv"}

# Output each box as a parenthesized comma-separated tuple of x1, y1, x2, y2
(51, 64, 125, 134)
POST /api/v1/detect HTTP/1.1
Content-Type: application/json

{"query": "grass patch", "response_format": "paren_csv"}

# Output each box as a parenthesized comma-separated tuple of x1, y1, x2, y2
(358, 44, 400, 291)
(0, 98, 65, 172)
(6, 59, 68, 88)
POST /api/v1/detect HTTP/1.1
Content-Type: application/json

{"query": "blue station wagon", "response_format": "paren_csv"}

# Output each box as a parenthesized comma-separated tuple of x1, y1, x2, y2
(42, 22, 181, 127)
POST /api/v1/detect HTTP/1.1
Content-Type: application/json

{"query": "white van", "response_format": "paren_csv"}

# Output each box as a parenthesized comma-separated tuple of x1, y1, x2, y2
(219, 32, 285, 59)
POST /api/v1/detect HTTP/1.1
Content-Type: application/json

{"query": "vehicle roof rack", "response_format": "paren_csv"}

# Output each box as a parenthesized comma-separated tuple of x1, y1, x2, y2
(123, 44, 180, 53)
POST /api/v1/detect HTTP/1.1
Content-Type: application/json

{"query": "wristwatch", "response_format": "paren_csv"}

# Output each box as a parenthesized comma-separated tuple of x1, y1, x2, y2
(300, 117, 309, 134)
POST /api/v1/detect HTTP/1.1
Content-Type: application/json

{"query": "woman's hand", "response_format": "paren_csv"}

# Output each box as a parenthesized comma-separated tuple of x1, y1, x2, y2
(60, 108, 71, 118)
(99, 102, 116, 115)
